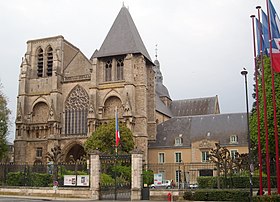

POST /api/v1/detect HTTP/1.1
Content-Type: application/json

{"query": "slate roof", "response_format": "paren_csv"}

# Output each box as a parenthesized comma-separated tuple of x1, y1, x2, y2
(156, 94, 173, 117)
(149, 113, 248, 148)
(92, 6, 152, 63)
(170, 96, 219, 117)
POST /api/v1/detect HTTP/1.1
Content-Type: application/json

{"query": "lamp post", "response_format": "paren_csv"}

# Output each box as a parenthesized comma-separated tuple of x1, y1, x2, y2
(241, 68, 253, 201)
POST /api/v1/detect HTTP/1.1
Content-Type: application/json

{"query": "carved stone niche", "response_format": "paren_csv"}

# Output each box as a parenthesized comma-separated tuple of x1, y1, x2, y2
(198, 139, 213, 149)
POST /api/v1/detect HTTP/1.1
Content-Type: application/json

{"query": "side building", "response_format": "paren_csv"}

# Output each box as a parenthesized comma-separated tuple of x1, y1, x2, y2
(148, 113, 248, 185)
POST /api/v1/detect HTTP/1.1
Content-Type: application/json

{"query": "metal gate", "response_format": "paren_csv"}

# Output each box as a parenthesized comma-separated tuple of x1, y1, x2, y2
(100, 154, 131, 200)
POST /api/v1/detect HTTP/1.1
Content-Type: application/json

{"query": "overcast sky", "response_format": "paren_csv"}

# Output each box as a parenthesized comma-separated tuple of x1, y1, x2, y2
(1, 0, 280, 141)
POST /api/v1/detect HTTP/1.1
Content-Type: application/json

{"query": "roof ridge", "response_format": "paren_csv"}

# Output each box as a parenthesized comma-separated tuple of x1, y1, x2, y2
(172, 96, 217, 102)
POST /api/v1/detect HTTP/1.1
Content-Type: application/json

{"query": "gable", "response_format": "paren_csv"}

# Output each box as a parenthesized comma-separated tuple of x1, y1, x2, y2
(64, 52, 91, 77)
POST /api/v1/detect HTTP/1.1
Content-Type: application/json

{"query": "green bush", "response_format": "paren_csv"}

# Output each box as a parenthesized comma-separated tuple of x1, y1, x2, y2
(30, 173, 52, 187)
(253, 195, 280, 202)
(7, 172, 52, 187)
(186, 189, 249, 201)
(197, 176, 277, 189)
(183, 190, 192, 200)
(101, 173, 114, 185)
(142, 170, 153, 185)
(7, 172, 26, 186)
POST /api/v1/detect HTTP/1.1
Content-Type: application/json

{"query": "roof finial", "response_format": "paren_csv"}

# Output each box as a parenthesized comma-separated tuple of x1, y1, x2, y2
(122, 2, 125, 7)
(155, 44, 158, 60)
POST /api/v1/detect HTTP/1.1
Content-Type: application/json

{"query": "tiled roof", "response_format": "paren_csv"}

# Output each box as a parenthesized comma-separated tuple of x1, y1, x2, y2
(149, 113, 248, 148)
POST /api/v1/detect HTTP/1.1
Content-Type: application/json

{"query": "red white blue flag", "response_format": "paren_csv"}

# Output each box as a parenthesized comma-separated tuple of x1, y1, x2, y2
(115, 109, 120, 147)
(268, 0, 280, 72)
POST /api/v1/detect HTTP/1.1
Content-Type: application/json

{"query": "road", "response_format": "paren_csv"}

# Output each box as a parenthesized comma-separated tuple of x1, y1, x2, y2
(0, 196, 157, 202)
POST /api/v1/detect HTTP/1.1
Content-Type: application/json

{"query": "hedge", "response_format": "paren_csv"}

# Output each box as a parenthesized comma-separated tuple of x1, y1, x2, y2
(7, 172, 52, 187)
(184, 189, 280, 201)
(197, 176, 277, 189)
(183, 189, 250, 201)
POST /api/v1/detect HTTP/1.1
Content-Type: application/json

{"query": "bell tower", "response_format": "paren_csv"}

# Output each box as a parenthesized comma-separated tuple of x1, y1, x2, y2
(91, 6, 156, 161)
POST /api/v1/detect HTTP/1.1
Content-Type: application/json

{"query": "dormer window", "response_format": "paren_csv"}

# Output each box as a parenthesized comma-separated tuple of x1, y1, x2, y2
(174, 137, 183, 146)
(230, 135, 238, 144)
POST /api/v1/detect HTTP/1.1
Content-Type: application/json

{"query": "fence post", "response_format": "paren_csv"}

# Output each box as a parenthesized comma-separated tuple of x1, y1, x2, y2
(89, 150, 100, 200)
(131, 148, 143, 201)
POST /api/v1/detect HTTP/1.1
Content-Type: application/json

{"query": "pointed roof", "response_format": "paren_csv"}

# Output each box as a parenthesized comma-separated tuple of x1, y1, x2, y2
(93, 6, 152, 63)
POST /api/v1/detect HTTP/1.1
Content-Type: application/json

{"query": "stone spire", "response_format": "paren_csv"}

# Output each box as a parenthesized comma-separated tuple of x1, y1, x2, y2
(153, 58, 171, 99)
(92, 6, 152, 63)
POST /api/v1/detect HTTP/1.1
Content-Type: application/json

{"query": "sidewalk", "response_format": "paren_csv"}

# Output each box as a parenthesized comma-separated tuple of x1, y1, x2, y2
(0, 195, 164, 201)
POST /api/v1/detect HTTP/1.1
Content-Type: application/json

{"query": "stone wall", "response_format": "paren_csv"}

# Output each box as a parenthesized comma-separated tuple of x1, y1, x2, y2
(0, 187, 91, 199)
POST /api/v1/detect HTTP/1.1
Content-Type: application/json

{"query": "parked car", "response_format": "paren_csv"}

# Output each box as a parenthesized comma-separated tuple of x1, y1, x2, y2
(189, 183, 198, 189)
(150, 180, 174, 189)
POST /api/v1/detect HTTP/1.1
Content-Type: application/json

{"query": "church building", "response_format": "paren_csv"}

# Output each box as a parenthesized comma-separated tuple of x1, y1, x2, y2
(14, 5, 248, 170)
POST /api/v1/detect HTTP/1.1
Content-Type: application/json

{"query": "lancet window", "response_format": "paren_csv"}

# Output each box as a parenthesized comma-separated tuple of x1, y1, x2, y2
(37, 48, 44, 77)
(116, 58, 124, 80)
(46, 47, 53, 76)
(105, 59, 112, 81)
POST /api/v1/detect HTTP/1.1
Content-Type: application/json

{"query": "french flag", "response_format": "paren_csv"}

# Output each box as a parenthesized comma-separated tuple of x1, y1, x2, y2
(268, 0, 280, 72)
(115, 109, 120, 147)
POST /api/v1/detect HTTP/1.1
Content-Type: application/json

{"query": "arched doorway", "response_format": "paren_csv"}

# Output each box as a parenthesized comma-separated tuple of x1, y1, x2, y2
(65, 144, 86, 162)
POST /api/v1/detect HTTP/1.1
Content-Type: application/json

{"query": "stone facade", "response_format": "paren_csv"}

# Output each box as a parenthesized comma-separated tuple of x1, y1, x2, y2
(14, 7, 156, 164)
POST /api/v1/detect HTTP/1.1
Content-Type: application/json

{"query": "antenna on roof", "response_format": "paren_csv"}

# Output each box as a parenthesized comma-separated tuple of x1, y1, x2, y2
(155, 44, 158, 60)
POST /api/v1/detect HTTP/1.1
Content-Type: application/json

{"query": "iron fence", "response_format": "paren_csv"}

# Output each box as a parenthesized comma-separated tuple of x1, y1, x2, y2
(99, 154, 131, 200)
(144, 162, 216, 188)
(0, 162, 89, 187)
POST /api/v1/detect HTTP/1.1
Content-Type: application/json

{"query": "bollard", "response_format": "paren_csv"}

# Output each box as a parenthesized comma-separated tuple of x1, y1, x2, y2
(167, 192, 172, 202)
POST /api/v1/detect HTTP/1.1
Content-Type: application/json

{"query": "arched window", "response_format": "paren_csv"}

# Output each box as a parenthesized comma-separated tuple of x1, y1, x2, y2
(116, 58, 124, 80)
(65, 85, 89, 135)
(46, 47, 53, 76)
(37, 48, 44, 77)
(105, 59, 112, 81)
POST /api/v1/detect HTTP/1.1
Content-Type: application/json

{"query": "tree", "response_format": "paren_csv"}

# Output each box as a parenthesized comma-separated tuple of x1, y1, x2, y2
(0, 82, 10, 161)
(250, 56, 280, 168)
(46, 145, 64, 182)
(84, 120, 134, 155)
(232, 152, 249, 174)
(209, 143, 233, 189)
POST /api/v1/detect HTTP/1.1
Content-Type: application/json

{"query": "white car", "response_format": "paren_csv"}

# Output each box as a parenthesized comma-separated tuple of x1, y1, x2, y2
(189, 183, 198, 189)
(150, 180, 173, 189)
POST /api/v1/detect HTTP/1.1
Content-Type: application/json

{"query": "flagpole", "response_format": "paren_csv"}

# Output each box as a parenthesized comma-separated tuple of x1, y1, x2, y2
(115, 106, 119, 157)
(114, 106, 118, 200)
(265, 0, 280, 194)
(251, 13, 263, 195)
(257, 6, 271, 195)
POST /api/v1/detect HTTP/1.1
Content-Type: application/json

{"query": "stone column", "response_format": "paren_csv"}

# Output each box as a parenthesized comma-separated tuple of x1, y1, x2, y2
(131, 148, 143, 201)
(89, 150, 100, 200)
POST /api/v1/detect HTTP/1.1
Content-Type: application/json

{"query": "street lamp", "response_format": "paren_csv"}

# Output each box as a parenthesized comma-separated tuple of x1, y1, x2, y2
(241, 68, 253, 201)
